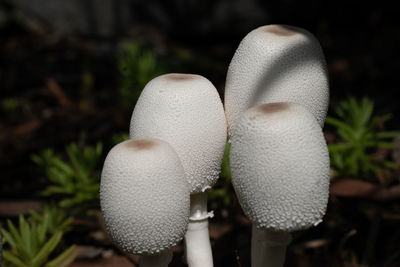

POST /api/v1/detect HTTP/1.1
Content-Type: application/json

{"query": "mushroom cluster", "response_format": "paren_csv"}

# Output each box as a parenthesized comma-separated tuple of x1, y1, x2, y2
(226, 24, 330, 267)
(101, 74, 226, 267)
(130, 73, 227, 267)
(100, 23, 330, 267)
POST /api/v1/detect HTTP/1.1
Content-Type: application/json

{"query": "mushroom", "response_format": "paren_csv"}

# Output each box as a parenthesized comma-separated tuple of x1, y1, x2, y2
(100, 139, 190, 267)
(225, 24, 329, 137)
(230, 102, 330, 267)
(130, 73, 227, 267)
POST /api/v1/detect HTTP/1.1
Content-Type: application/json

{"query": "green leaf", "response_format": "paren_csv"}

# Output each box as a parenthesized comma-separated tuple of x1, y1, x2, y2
(326, 117, 354, 133)
(19, 215, 33, 258)
(52, 158, 74, 177)
(66, 144, 88, 182)
(38, 142, 102, 214)
(7, 220, 23, 248)
(382, 160, 397, 169)
(38, 212, 49, 244)
(376, 141, 394, 149)
(29, 210, 43, 223)
(44, 245, 78, 267)
(376, 131, 399, 139)
(328, 143, 350, 152)
(58, 217, 74, 232)
(3, 250, 29, 267)
(31, 231, 63, 266)
(1, 228, 17, 249)
(328, 96, 397, 178)
(2, 208, 76, 267)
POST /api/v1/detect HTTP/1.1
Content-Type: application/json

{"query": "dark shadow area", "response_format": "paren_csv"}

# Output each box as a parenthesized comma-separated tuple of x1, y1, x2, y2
(1, 0, 400, 266)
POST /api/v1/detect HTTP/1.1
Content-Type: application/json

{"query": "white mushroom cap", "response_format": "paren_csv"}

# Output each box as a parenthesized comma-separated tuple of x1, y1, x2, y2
(100, 139, 190, 254)
(230, 102, 330, 231)
(130, 73, 227, 194)
(225, 24, 329, 137)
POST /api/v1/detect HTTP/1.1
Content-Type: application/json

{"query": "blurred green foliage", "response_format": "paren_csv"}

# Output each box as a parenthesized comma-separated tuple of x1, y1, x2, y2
(111, 132, 129, 145)
(326, 96, 398, 179)
(118, 42, 165, 109)
(1, 206, 76, 267)
(31, 143, 103, 214)
(29, 205, 73, 235)
(1, 98, 19, 113)
(209, 142, 233, 206)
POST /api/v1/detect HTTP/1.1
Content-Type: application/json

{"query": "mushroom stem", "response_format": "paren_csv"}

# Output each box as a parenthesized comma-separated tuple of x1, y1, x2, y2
(184, 191, 214, 267)
(251, 225, 292, 267)
(139, 249, 173, 267)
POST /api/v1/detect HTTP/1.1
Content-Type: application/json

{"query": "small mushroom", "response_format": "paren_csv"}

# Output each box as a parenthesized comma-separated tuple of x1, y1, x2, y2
(230, 102, 330, 267)
(100, 139, 190, 266)
(225, 24, 329, 137)
(130, 73, 227, 267)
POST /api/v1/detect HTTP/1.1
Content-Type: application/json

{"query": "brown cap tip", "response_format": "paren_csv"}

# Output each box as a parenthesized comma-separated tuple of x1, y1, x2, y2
(125, 139, 157, 150)
(256, 102, 290, 114)
(262, 25, 298, 36)
(164, 74, 195, 81)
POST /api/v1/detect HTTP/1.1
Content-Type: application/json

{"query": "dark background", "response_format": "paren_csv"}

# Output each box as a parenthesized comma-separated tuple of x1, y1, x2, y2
(1, 0, 400, 266)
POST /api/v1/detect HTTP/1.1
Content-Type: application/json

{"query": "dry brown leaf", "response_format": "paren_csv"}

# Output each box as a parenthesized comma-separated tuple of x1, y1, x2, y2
(45, 77, 72, 107)
(330, 179, 400, 201)
(0, 200, 41, 216)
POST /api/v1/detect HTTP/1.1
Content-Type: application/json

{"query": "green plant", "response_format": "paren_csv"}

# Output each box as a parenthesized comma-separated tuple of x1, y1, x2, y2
(31, 143, 103, 214)
(209, 142, 233, 206)
(111, 132, 129, 145)
(326, 96, 398, 178)
(118, 42, 165, 109)
(1, 212, 76, 267)
(29, 204, 73, 235)
(1, 97, 19, 114)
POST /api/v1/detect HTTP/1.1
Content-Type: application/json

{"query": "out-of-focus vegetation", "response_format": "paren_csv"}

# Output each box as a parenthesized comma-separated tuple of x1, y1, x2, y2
(1, 206, 76, 267)
(326, 96, 398, 179)
(111, 132, 130, 145)
(28, 205, 73, 235)
(118, 42, 165, 109)
(0, 98, 19, 114)
(209, 142, 233, 207)
(31, 143, 103, 214)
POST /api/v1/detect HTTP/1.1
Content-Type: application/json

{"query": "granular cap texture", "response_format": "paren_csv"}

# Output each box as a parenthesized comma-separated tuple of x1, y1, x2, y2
(230, 102, 330, 231)
(130, 73, 227, 193)
(225, 24, 329, 136)
(100, 139, 190, 254)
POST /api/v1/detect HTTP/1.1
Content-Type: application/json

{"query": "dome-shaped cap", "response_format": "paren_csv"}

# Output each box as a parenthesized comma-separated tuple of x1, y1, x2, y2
(130, 73, 227, 193)
(100, 139, 190, 254)
(230, 102, 330, 231)
(225, 24, 329, 137)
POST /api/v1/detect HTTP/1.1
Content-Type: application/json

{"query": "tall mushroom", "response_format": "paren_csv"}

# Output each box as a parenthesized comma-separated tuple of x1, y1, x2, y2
(100, 139, 190, 267)
(230, 102, 330, 267)
(225, 24, 329, 137)
(130, 73, 227, 267)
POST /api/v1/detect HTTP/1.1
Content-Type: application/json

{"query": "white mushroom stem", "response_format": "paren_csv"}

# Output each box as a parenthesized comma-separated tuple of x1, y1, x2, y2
(184, 191, 214, 267)
(139, 249, 173, 267)
(251, 225, 292, 267)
